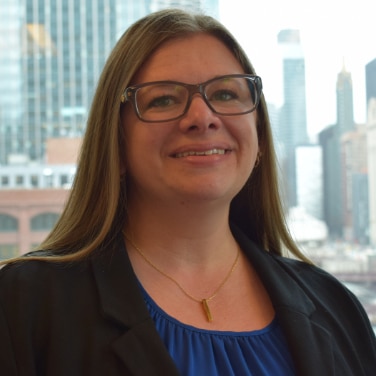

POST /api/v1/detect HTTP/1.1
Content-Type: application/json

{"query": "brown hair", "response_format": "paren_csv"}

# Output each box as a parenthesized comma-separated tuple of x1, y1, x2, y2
(1, 9, 309, 265)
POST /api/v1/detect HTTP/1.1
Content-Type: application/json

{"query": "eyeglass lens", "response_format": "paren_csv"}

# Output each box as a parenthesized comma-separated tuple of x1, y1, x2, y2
(133, 76, 259, 122)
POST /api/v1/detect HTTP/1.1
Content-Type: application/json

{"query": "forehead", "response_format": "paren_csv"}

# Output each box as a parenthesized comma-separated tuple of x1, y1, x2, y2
(131, 33, 245, 85)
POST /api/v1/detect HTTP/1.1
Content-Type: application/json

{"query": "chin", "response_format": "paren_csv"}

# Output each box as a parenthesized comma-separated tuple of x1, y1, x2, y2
(177, 185, 239, 204)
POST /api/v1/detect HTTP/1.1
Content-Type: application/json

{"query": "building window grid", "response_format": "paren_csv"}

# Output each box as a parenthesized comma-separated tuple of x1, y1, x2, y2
(1, 176, 10, 187)
(30, 212, 59, 231)
(0, 214, 18, 232)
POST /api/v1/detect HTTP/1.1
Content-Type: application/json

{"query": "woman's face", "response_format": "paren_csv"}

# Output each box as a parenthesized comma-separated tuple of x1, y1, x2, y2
(122, 33, 259, 208)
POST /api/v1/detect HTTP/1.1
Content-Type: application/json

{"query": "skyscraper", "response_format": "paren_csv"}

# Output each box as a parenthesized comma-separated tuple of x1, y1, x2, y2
(341, 125, 368, 243)
(0, 0, 130, 164)
(277, 29, 308, 208)
(366, 58, 376, 246)
(0, 0, 218, 166)
(0, 0, 23, 165)
(278, 30, 308, 152)
(319, 124, 343, 237)
(366, 58, 376, 106)
(320, 66, 357, 239)
(336, 65, 354, 135)
(1, 0, 220, 255)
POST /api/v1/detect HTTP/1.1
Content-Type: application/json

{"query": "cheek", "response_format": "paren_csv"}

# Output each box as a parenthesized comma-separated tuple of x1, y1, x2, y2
(123, 118, 167, 175)
(238, 121, 259, 176)
(238, 117, 259, 155)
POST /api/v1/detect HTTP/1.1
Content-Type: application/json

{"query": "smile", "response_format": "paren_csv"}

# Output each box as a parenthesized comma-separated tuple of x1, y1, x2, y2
(174, 148, 227, 158)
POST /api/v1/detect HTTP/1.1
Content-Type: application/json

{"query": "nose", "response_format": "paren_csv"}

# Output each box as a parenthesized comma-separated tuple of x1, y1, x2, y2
(178, 94, 221, 133)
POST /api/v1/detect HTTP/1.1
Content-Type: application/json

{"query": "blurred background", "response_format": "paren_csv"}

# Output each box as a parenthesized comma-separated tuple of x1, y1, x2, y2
(0, 0, 375, 331)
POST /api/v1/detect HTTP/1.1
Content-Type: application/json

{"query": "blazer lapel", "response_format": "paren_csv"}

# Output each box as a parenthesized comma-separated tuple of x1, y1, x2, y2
(90, 229, 336, 375)
(90, 237, 180, 375)
(232, 225, 335, 375)
(276, 308, 334, 375)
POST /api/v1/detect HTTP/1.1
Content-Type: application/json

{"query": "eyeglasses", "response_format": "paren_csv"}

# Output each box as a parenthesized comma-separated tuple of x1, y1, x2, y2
(121, 74, 262, 123)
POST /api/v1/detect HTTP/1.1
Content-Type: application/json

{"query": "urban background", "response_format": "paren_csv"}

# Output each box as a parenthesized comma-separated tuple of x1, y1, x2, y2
(0, 0, 375, 330)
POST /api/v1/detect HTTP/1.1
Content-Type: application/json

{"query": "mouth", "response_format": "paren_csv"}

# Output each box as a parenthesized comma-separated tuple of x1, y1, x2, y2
(173, 148, 228, 158)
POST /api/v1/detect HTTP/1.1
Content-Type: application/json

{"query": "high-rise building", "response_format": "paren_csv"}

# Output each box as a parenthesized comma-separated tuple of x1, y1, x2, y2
(320, 66, 357, 239)
(366, 58, 376, 246)
(366, 58, 376, 106)
(352, 172, 369, 244)
(319, 125, 343, 237)
(367, 101, 376, 246)
(0, 1, 23, 165)
(336, 66, 356, 239)
(0, 0, 218, 166)
(277, 29, 308, 208)
(336, 65, 355, 135)
(278, 30, 308, 152)
(0, 0, 130, 164)
(0, 0, 220, 256)
(341, 125, 368, 243)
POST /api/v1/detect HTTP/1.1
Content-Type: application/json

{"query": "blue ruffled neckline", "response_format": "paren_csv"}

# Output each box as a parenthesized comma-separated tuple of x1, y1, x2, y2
(138, 282, 296, 376)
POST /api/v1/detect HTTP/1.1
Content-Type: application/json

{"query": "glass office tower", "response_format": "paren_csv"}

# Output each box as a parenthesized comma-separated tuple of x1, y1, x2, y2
(1, 0, 219, 165)
(277, 29, 308, 208)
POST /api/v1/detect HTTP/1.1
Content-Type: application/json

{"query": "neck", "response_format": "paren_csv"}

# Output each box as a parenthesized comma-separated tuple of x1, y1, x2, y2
(123, 195, 244, 325)
(125, 195, 236, 265)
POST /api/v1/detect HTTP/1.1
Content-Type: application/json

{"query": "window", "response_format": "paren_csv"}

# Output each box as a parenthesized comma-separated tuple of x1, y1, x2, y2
(1, 176, 9, 187)
(0, 214, 18, 232)
(30, 175, 39, 187)
(60, 174, 69, 186)
(15, 175, 24, 186)
(30, 213, 59, 231)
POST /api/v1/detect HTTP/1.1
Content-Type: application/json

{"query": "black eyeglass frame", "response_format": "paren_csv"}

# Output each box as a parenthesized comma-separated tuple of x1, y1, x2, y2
(120, 74, 263, 123)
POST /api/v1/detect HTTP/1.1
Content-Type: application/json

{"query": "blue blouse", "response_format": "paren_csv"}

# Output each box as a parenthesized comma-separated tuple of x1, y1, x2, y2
(140, 285, 296, 376)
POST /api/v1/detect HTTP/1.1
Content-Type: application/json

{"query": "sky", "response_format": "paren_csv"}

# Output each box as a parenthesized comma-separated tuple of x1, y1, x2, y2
(218, 0, 375, 139)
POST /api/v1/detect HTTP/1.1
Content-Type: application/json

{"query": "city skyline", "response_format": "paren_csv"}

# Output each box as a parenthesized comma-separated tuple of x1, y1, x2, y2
(219, 0, 375, 137)
(0, 0, 374, 241)
(0, 1, 374, 332)
(1, 0, 374, 144)
(0, 0, 216, 165)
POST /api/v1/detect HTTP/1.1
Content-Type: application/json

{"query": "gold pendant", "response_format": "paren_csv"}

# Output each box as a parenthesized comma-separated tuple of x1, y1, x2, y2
(202, 299, 213, 322)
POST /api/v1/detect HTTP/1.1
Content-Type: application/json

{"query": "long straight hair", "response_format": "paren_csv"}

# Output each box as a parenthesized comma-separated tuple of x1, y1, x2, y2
(1, 9, 309, 265)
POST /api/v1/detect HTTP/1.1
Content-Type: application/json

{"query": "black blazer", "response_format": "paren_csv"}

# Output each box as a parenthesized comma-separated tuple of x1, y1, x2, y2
(1, 227, 375, 375)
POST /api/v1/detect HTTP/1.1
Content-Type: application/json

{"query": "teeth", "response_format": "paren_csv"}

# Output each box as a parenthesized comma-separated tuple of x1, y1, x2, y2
(175, 149, 226, 158)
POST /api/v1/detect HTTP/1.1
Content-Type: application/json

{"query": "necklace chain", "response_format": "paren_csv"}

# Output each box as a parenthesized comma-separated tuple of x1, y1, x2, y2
(124, 233, 240, 322)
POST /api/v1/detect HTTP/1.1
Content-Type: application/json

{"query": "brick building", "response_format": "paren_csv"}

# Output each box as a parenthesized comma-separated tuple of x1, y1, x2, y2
(0, 188, 69, 259)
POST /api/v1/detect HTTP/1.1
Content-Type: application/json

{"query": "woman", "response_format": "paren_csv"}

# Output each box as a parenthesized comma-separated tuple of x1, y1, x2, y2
(0, 9, 375, 376)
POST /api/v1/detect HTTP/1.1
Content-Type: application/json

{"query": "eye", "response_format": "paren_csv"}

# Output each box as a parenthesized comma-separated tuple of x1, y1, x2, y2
(147, 95, 177, 109)
(210, 89, 238, 102)
(137, 84, 186, 113)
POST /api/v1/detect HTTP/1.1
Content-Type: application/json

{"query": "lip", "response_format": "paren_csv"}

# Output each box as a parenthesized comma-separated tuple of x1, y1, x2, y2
(170, 144, 233, 158)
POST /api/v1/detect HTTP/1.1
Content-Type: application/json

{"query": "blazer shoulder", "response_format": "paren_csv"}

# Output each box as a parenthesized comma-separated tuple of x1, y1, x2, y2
(273, 255, 354, 298)
(273, 254, 374, 323)
(0, 253, 90, 296)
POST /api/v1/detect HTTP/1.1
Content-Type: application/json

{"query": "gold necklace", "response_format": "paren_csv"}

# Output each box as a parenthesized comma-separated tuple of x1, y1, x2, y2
(124, 234, 240, 322)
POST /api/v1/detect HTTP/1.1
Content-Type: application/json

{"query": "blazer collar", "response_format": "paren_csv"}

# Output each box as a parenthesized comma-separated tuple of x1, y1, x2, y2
(90, 236, 180, 375)
(91, 229, 334, 375)
(231, 226, 335, 375)
(90, 229, 315, 325)
(91, 236, 149, 326)
(231, 225, 316, 315)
